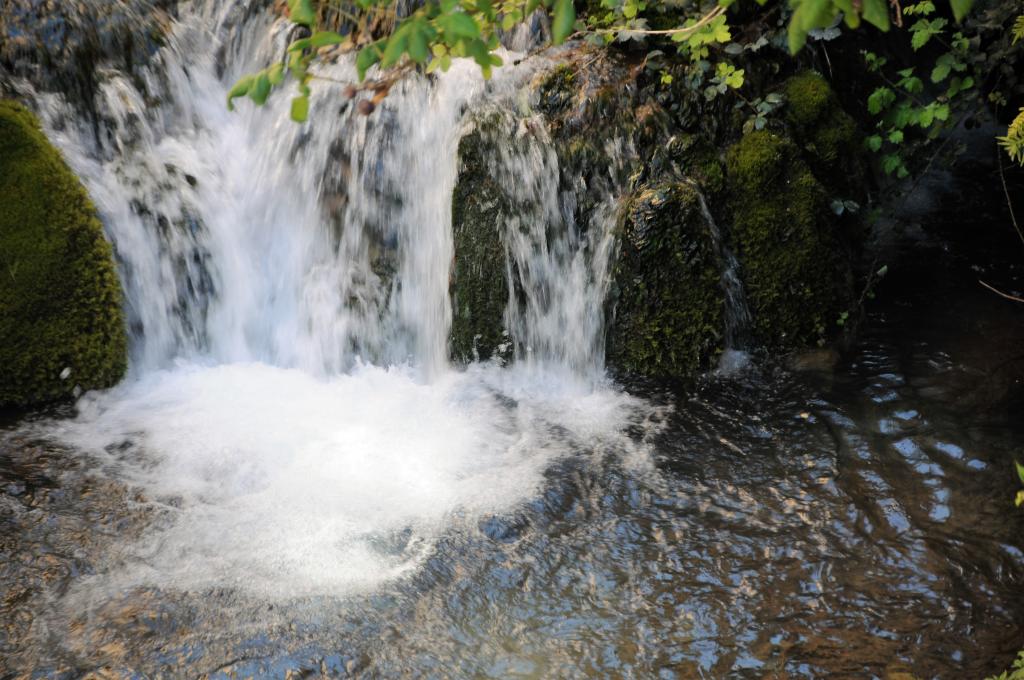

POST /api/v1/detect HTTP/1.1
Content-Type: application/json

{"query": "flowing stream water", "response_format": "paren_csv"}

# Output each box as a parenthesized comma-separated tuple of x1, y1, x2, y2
(2, 1, 1024, 677)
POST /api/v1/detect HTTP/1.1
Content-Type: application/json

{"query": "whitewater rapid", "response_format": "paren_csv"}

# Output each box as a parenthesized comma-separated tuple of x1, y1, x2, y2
(10, 0, 654, 598)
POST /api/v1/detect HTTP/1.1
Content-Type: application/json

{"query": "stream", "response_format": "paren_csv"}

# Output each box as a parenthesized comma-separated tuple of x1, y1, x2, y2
(1, 0, 1023, 677)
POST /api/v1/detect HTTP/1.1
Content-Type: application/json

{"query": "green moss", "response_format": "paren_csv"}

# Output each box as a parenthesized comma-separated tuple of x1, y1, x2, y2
(0, 100, 127, 407)
(449, 127, 511, 362)
(782, 71, 864, 196)
(664, 135, 726, 197)
(726, 130, 851, 348)
(608, 182, 724, 377)
(536, 64, 578, 117)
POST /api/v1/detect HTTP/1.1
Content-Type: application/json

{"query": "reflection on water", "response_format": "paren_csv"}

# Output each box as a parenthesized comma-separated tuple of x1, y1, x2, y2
(1, 243, 1023, 678)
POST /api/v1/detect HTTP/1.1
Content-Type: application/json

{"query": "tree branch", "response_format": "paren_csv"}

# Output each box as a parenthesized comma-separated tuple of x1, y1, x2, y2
(979, 279, 1024, 303)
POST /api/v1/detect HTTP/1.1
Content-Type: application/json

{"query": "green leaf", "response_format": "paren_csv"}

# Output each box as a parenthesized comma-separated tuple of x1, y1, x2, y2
(899, 76, 924, 93)
(862, 0, 891, 32)
(226, 75, 255, 111)
(1015, 460, 1024, 485)
(788, 19, 808, 54)
(441, 12, 481, 39)
(904, 1, 936, 15)
(290, 95, 309, 122)
(267, 63, 285, 86)
(380, 25, 410, 67)
(356, 42, 383, 80)
(308, 31, 346, 48)
(709, 15, 731, 43)
(866, 134, 883, 151)
(552, 0, 576, 45)
(408, 25, 429, 63)
(288, 0, 317, 27)
(911, 26, 931, 50)
(881, 153, 903, 174)
(248, 72, 271, 105)
(888, 130, 904, 143)
(931, 54, 954, 82)
(867, 87, 895, 114)
(949, 0, 973, 21)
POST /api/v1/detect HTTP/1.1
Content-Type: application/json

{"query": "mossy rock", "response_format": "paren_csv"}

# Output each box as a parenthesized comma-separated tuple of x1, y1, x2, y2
(781, 71, 865, 198)
(449, 126, 511, 363)
(725, 129, 851, 348)
(0, 100, 127, 407)
(535, 63, 578, 119)
(608, 182, 724, 377)
(663, 135, 726, 197)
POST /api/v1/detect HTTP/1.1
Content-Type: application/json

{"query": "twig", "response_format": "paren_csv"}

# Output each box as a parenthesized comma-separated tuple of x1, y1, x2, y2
(890, 0, 904, 28)
(998, 145, 1024, 249)
(590, 5, 725, 37)
(979, 279, 1024, 303)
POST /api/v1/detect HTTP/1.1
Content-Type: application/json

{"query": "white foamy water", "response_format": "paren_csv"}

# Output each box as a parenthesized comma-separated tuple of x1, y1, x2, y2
(49, 361, 647, 598)
(10, 0, 653, 598)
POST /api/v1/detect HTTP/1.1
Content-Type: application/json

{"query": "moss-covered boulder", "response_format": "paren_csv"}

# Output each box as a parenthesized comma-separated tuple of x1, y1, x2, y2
(725, 130, 852, 348)
(608, 182, 724, 376)
(449, 126, 511, 362)
(0, 101, 127, 407)
(781, 71, 865, 198)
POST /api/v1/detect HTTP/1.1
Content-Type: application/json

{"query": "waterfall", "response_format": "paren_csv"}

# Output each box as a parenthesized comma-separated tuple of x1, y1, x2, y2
(6, 0, 652, 599)
(463, 112, 630, 378)
(14, 1, 615, 379)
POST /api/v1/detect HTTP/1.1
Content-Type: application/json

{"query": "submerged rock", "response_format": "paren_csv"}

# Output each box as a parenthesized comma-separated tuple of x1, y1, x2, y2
(608, 182, 724, 376)
(0, 101, 127, 407)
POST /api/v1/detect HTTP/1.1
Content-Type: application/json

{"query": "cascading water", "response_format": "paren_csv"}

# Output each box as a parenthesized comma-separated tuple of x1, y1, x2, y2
(464, 110, 631, 378)
(7, 0, 652, 599)
(688, 183, 754, 372)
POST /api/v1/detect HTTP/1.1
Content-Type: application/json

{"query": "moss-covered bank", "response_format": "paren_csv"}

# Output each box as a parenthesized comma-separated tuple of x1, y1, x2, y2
(0, 101, 127, 407)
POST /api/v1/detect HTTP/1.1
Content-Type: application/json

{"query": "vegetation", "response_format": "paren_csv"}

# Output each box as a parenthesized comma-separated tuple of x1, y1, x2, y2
(0, 101, 127, 408)
(608, 182, 724, 376)
(227, 0, 1022, 178)
(726, 129, 851, 347)
(988, 650, 1024, 680)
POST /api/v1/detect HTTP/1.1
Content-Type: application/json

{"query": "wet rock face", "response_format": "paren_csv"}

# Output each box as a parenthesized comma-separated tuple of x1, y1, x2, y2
(0, 101, 127, 408)
(449, 126, 512, 363)
(0, 0, 177, 124)
(449, 56, 867, 379)
(607, 182, 725, 377)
